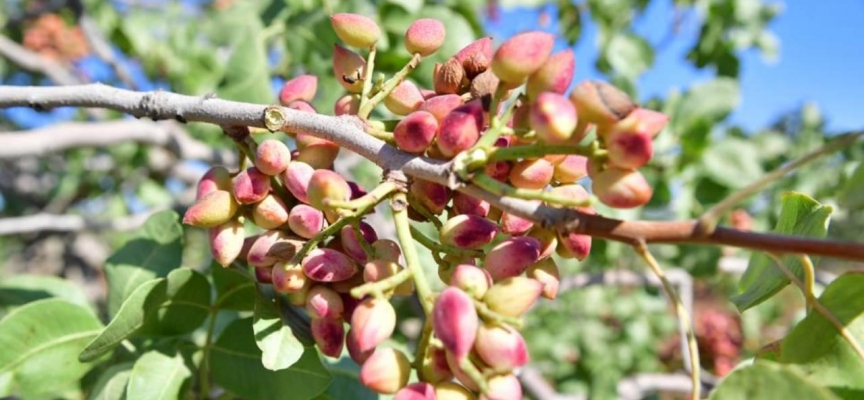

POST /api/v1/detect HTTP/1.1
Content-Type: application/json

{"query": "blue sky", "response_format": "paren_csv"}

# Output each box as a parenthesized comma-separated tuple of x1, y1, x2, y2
(486, 0, 864, 133)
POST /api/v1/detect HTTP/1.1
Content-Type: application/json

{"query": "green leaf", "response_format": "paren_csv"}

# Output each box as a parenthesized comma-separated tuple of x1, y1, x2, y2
(321, 357, 377, 400)
(215, 7, 273, 104)
(105, 210, 183, 317)
(0, 298, 103, 395)
(672, 78, 740, 158)
(732, 192, 833, 311)
(709, 361, 840, 400)
(126, 351, 192, 400)
(212, 264, 256, 311)
(253, 292, 305, 371)
(88, 362, 133, 400)
(838, 162, 864, 210)
(779, 273, 864, 399)
(0, 274, 91, 310)
(211, 318, 331, 400)
(604, 33, 654, 79)
(700, 137, 765, 189)
(80, 279, 166, 362)
(139, 268, 211, 336)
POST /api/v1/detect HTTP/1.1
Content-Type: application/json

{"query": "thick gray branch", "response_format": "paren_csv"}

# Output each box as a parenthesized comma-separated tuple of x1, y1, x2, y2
(0, 211, 159, 236)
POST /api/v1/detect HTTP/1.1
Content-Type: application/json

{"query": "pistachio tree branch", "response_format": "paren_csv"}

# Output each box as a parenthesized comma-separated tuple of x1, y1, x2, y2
(2, 84, 863, 261)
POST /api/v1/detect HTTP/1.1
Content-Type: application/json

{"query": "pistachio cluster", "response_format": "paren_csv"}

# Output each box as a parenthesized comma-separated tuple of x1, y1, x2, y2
(183, 12, 668, 400)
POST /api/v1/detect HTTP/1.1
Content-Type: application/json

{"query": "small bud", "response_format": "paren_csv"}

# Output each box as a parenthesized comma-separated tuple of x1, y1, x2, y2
(433, 287, 478, 359)
(455, 38, 494, 79)
(254, 139, 292, 176)
(483, 237, 541, 281)
(333, 44, 366, 93)
(508, 158, 554, 190)
(499, 210, 534, 236)
(570, 80, 637, 127)
(371, 239, 402, 263)
(419, 345, 454, 384)
(554, 155, 588, 183)
(526, 49, 575, 100)
(331, 13, 381, 48)
(527, 257, 560, 299)
(248, 231, 295, 267)
(526, 226, 558, 260)
(360, 348, 411, 394)
(452, 191, 491, 217)
(282, 161, 315, 204)
(480, 374, 522, 400)
(232, 167, 271, 204)
(272, 262, 309, 293)
(410, 179, 451, 215)
(483, 277, 543, 318)
(183, 190, 238, 228)
(394, 110, 439, 154)
(530, 92, 578, 144)
(208, 218, 244, 267)
(307, 169, 351, 211)
(437, 101, 484, 158)
(491, 31, 554, 84)
(302, 248, 359, 282)
(347, 327, 374, 364)
(306, 285, 345, 319)
(419, 94, 464, 123)
(475, 323, 528, 372)
(405, 18, 446, 56)
(196, 166, 232, 199)
(605, 128, 654, 170)
(287, 204, 324, 239)
(435, 381, 477, 400)
(334, 94, 361, 116)
(385, 80, 425, 116)
(251, 194, 290, 229)
(592, 167, 652, 208)
(450, 264, 492, 299)
(254, 266, 273, 284)
(439, 214, 498, 250)
(279, 75, 318, 105)
(434, 58, 466, 95)
(351, 298, 397, 352)
(311, 317, 345, 358)
(395, 382, 436, 400)
(340, 222, 378, 263)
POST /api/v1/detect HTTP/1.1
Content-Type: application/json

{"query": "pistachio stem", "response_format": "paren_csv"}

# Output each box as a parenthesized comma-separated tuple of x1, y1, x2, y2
(487, 143, 594, 162)
(357, 46, 378, 119)
(327, 181, 398, 210)
(472, 173, 593, 208)
(350, 268, 412, 299)
(392, 192, 434, 314)
(358, 53, 422, 118)
(410, 225, 483, 258)
(472, 298, 523, 329)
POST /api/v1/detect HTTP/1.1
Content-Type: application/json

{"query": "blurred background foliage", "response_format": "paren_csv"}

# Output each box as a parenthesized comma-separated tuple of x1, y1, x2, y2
(1, 0, 862, 398)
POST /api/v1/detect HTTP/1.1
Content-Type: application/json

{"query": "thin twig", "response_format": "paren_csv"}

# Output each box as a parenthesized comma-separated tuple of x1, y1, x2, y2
(0, 210, 162, 236)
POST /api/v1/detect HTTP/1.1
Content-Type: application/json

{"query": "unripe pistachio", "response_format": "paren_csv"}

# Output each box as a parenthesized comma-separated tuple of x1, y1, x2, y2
(306, 285, 344, 319)
(196, 166, 232, 199)
(526, 49, 576, 100)
(499, 210, 534, 235)
(360, 348, 411, 394)
(287, 100, 317, 114)
(556, 231, 592, 260)
(340, 222, 378, 263)
(311, 317, 345, 358)
(554, 155, 589, 183)
(452, 191, 491, 217)
(455, 37, 494, 79)
(419, 345, 454, 384)
(232, 167, 271, 204)
(485, 160, 512, 183)
(480, 374, 522, 400)
(238, 235, 258, 261)
(437, 101, 484, 158)
(439, 214, 498, 250)
(435, 381, 477, 400)
(371, 239, 402, 263)
(419, 94, 464, 123)
(527, 257, 560, 299)
(444, 351, 481, 392)
(605, 128, 653, 170)
(450, 264, 493, 299)
(307, 169, 351, 211)
(434, 58, 466, 95)
(526, 226, 558, 260)
(385, 80, 425, 116)
(348, 181, 367, 201)
(346, 327, 374, 364)
(433, 287, 479, 359)
(531, 92, 578, 144)
(254, 266, 273, 284)
(483, 237, 542, 281)
(282, 161, 315, 204)
(474, 323, 528, 372)
(294, 133, 340, 170)
(208, 218, 244, 267)
(334, 94, 361, 116)
(351, 297, 397, 352)
(591, 167, 652, 208)
(508, 158, 554, 190)
(410, 179, 451, 215)
(364, 259, 414, 296)
(302, 248, 359, 282)
(610, 107, 669, 139)
(251, 194, 290, 229)
(492, 31, 554, 84)
(287, 281, 312, 306)
(569, 80, 637, 127)
(483, 277, 543, 318)
(333, 44, 366, 93)
(329, 269, 366, 294)
(254, 139, 291, 176)
(183, 190, 238, 228)
(330, 13, 381, 48)
(469, 69, 500, 100)
(405, 18, 446, 56)
(394, 382, 437, 400)
(394, 110, 439, 154)
(439, 254, 477, 283)
(287, 204, 324, 239)
(271, 262, 309, 293)
(279, 75, 318, 105)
